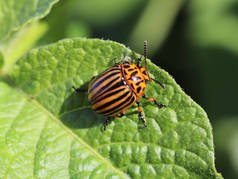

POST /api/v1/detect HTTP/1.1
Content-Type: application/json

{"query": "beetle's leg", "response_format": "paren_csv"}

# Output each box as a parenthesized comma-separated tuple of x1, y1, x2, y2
(103, 117, 113, 130)
(119, 110, 125, 117)
(151, 78, 165, 89)
(136, 100, 147, 127)
(72, 86, 87, 93)
(142, 94, 166, 108)
(114, 110, 126, 118)
(73, 76, 96, 93)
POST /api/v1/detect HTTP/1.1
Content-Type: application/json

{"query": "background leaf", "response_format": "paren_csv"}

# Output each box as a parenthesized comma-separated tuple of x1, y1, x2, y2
(186, 0, 238, 118)
(0, 0, 59, 41)
(0, 52, 3, 69)
(1, 38, 222, 178)
(214, 117, 238, 178)
(0, 22, 48, 76)
(129, 0, 185, 55)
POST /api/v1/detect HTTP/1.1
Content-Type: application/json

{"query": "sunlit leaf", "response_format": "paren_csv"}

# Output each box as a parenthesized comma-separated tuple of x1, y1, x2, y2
(0, 38, 222, 178)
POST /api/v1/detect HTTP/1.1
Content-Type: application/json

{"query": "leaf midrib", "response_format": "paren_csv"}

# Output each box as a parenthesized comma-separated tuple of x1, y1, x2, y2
(22, 89, 129, 179)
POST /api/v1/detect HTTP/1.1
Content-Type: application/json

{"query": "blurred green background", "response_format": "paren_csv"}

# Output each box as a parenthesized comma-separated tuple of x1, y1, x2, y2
(21, 0, 238, 178)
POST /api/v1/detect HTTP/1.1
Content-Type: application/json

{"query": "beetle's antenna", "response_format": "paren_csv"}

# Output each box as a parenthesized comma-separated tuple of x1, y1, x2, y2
(144, 40, 148, 70)
(151, 78, 165, 89)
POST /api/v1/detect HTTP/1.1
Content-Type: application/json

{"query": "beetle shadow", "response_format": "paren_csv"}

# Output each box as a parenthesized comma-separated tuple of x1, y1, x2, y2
(59, 84, 105, 129)
(59, 86, 157, 130)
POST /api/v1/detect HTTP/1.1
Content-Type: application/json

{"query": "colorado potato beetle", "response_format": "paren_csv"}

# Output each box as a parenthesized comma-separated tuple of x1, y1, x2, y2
(73, 41, 165, 130)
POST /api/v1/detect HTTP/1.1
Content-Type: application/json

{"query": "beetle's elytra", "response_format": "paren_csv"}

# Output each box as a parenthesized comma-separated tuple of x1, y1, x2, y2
(73, 41, 166, 130)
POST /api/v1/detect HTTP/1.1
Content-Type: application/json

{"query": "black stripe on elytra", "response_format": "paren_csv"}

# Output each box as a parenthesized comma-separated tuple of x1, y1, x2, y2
(92, 79, 124, 100)
(104, 94, 135, 116)
(123, 69, 128, 76)
(95, 91, 130, 111)
(131, 83, 135, 90)
(92, 87, 125, 104)
(91, 76, 120, 100)
(91, 71, 120, 92)
(97, 67, 120, 79)
(128, 68, 134, 71)
(100, 92, 133, 115)
(136, 87, 141, 93)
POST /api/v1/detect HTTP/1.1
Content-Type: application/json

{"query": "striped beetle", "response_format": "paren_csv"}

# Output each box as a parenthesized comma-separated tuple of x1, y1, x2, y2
(73, 41, 165, 130)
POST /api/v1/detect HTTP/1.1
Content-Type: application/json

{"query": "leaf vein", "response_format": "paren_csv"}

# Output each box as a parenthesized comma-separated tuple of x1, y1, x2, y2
(30, 99, 129, 179)
(32, 116, 47, 178)
(95, 141, 208, 167)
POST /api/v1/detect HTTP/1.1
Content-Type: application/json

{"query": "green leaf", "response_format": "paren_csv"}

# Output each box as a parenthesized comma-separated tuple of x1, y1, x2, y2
(1, 38, 222, 178)
(0, 22, 48, 76)
(0, 82, 124, 178)
(70, 0, 143, 26)
(0, 51, 3, 69)
(0, 0, 59, 41)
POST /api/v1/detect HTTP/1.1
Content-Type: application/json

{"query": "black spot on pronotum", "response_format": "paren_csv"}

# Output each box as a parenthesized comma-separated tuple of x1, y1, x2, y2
(136, 81, 141, 86)
(131, 71, 138, 77)
(142, 71, 146, 75)
(137, 87, 141, 93)
(123, 65, 130, 68)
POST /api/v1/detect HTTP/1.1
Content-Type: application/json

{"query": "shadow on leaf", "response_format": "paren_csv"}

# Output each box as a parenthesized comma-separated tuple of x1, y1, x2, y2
(59, 85, 105, 129)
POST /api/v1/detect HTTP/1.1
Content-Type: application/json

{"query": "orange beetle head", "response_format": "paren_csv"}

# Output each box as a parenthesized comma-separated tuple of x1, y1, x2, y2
(139, 67, 151, 83)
